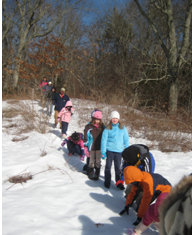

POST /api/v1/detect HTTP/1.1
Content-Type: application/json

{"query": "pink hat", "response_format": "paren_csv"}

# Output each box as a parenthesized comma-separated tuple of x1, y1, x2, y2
(92, 110, 102, 119)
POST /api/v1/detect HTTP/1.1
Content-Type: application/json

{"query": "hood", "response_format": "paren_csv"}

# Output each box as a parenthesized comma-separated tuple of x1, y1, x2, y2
(65, 100, 73, 107)
(124, 166, 143, 185)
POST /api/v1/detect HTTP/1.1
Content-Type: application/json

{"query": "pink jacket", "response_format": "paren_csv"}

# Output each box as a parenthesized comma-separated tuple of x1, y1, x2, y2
(67, 136, 84, 149)
(142, 192, 168, 226)
(58, 100, 74, 123)
(40, 81, 48, 90)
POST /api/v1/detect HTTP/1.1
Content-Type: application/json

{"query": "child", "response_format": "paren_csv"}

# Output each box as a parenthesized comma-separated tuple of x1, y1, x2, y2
(101, 110, 129, 189)
(57, 100, 74, 139)
(83, 109, 105, 180)
(120, 166, 171, 226)
(61, 132, 85, 160)
(127, 192, 169, 235)
(118, 144, 156, 204)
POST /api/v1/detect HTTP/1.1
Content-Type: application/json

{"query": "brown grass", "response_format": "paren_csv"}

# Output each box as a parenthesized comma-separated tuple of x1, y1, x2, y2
(8, 173, 33, 184)
(2, 91, 192, 153)
(12, 136, 29, 142)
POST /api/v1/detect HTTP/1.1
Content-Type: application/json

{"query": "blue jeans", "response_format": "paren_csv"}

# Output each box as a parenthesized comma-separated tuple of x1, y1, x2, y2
(104, 151, 122, 186)
(46, 101, 53, 116)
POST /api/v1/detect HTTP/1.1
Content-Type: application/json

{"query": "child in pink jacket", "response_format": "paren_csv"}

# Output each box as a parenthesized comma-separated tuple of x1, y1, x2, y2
(61, 132, 85, 160)
(57, 100, 74, 139)
(128, 192, 168, 235)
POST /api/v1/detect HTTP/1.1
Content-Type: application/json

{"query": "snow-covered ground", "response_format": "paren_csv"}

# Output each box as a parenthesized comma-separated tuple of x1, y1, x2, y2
(2, 99, 192, 235)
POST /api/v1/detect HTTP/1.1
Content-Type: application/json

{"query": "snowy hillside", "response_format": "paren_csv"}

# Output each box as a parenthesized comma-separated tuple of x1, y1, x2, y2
(2, 98, 192, 235)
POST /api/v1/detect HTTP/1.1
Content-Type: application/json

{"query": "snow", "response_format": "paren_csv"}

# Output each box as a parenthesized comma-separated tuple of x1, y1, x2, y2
(2, 98, 192, 235)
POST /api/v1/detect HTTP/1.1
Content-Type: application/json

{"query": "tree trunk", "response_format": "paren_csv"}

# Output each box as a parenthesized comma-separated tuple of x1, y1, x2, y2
(13, 66, 19, 88)
(169, 81, 178, 116)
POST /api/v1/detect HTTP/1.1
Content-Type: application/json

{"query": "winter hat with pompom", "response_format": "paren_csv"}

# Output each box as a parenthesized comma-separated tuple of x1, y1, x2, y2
(91, 110, 102, 119)
(110, 111, 120, 120)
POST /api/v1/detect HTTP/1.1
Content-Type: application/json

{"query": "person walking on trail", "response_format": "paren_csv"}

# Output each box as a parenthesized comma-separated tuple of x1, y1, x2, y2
(46, 86, 56, 116)
(39, 77, 48, 103)
(101, 110, 129, 189)
(83, 109, 105, 180)
(52, 87, 70, 128)
(56, 100, 74, 139)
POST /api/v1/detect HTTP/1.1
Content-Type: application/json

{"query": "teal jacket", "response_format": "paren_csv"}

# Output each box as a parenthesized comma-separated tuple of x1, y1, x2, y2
(101, 123, 129, 154)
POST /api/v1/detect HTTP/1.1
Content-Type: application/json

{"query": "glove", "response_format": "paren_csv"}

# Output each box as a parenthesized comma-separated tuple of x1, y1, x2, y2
(84, 146, 89, 157)
(115, 180, 125, 186)
(80, 155, 85, 161)
(57, 117, 60, 122)
(119, 205, 130, 215)
(133, 217, 142, 226)
(61, 140, 67, 147)
(128, 229, 138, 235)
(101, 153, 107, 160)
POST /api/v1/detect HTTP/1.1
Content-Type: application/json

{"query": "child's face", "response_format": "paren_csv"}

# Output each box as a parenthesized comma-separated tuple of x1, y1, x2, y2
(94, 119, 100, 124)
(66, 106, 70, 110)
(111, 118, 119, 125)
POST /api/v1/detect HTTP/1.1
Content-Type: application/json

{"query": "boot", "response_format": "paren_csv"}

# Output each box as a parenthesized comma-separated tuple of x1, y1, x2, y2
(94, 167, 100, 180)
(88, 167, 94, 179)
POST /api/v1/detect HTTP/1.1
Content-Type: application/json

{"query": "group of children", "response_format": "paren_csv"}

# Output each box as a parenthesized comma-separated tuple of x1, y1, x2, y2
(56, 102, 190, 235)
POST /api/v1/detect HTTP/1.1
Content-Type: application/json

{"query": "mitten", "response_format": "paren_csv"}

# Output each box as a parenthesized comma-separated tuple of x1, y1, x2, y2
(80, 155, 85, 161)
(128, 228, 138, 235)
(119, 205, 130, 215)
(68, 153, 73, 156)
(57, 117, 60, 122)
(61, 140, 67, 147)
(133, 217, 142, 226)
(101, 153, 107, 160)
(116, 180, 125, 186)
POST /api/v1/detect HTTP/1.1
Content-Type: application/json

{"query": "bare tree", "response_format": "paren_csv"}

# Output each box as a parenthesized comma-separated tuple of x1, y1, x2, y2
(133, 0, 192, 115)
(2, 0, 86, 88)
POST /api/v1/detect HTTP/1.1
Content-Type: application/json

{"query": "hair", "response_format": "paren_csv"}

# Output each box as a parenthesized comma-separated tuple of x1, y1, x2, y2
(107, 120, 124, 130)
(91, 118, 104, 131)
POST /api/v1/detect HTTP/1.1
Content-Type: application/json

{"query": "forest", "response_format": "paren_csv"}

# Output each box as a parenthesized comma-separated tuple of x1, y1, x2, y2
(2, 0, 192, 118)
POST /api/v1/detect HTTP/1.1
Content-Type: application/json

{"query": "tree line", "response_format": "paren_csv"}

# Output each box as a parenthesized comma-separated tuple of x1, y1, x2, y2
(2, 0, 192, 117)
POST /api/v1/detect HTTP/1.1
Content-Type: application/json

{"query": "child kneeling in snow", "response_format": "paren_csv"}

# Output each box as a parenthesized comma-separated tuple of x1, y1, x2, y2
(128, 192, 168, 235)
(61, 132, 85, 160)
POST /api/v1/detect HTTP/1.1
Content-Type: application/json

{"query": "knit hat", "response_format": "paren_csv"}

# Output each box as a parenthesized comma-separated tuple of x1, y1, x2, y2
(91, 110, 102, 119)
(60, 87, 65, 91)
(110, 111, 120, 120)
(71, 132, 80, 142)
(122, 146, 140, 165)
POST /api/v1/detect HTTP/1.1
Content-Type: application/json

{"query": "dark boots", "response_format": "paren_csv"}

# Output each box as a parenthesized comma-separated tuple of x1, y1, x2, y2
(87, 167, 100, 180)
(88, 167, 94, 179)
(94, 167, 100, 180)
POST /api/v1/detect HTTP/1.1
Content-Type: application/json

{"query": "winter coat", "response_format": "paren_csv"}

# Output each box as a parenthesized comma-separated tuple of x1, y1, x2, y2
(142, 192, 168, 226)
(52, 93, 70, 112)
(67, 136, 85, 155)
(40, 81, 48, 91)
(57, 100, 74, 123)
(44, 84, 53, 96)
(84, 123, 105, 151)
(101, 123, 129, 154)
(159, 174, 192, 235)
(47, 90, 57, 102)
(124, 166, 172, 218)
(120, 152, 156, 181)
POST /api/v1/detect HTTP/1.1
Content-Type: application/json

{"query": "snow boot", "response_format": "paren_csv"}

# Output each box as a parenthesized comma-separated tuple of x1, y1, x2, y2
(94, 167, 100, 180)
(88, 167, 94, 179)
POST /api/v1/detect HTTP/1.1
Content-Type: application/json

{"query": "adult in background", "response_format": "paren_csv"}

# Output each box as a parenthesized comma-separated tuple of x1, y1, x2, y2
(52, 87, 70, 128)
(46, 86, 57, 116)
(39, 77, 48, 102)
